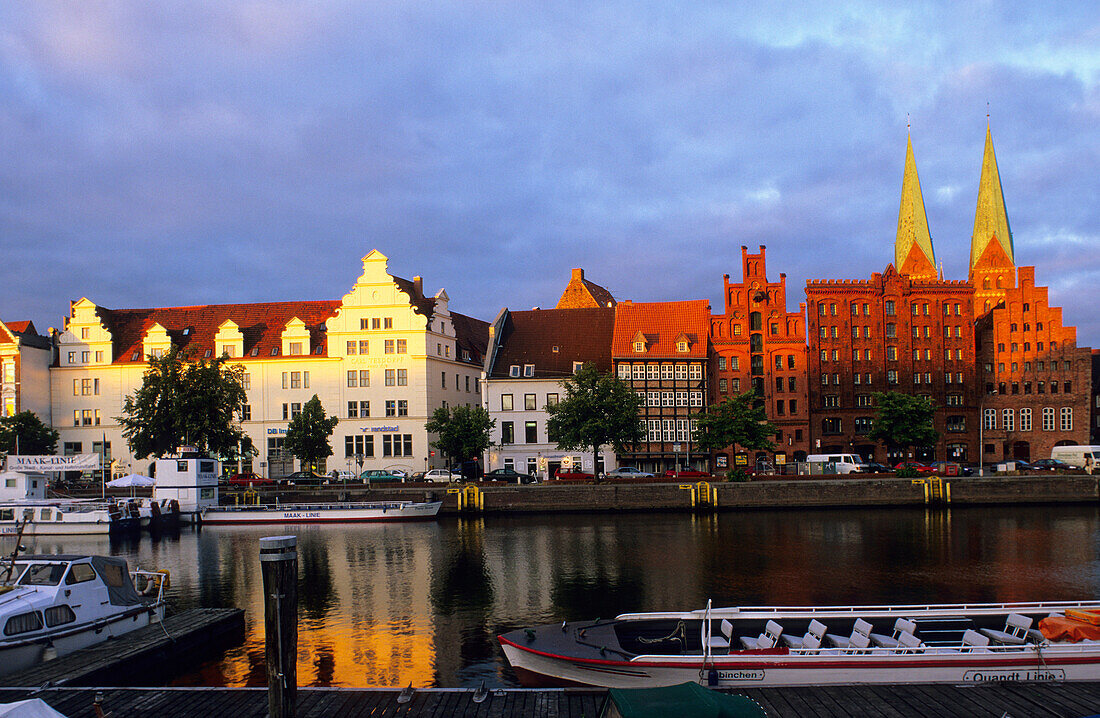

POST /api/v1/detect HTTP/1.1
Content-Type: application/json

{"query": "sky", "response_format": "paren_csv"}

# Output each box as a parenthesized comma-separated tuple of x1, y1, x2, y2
(2, 2, 1098, 343)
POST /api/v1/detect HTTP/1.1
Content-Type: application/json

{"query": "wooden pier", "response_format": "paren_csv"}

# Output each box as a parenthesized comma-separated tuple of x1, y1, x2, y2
(0, 681, 1098, 716)
(0, 608, 244, 689)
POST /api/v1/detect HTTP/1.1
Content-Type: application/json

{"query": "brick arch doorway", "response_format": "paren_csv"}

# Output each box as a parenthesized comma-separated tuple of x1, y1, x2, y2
(1010, 441, 1030, 461)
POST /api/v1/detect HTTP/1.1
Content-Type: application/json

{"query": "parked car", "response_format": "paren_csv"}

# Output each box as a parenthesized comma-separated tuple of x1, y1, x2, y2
(662, 470, 712, 478)
(894, 461, 936, 474)
(284, 471, 325, 485)
(409, 471, 427, 482)
(227, 472, 274, 486)
(554, 470, 594, 480)
(1030, 458, 1072, 472)
(1007, 460, 1035, 473)
(328, 469, 357, 482)
(359, 469, 403, 483)
(606, 466, 655, 478)
(928, 461, 972, 476)
(424, 468, 461, 483)
(862, 462, 894, 474)
(484, 468, 538, 484)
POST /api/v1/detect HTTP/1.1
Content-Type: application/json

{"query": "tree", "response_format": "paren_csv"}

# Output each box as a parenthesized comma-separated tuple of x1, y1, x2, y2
(691, 391, 777, 456)
(284, 395, 339, 473)
(545, 362, 644, 475)
(868, 391, 938, 457)
(0, 411, 59, 455)
(425, 405, 495, 469)
(118, 347, 253, 460)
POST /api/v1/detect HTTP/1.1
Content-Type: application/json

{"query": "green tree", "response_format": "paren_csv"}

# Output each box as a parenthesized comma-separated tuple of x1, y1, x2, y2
(0, 411, 59, 455)
(284, 395, 339, 473)
(691, 391, 777, 456)
(545, 363, 644, 475)
(868, 391, 938, 456)
(118, 347, 253, 460)
(425, 405, 495, 469)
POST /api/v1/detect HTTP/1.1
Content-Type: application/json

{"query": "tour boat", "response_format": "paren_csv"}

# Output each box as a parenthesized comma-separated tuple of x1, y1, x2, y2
(0, 500, 142, 536)
(499, 599, 1100, 688)
(199, 499, 443, 525)
(0, 554, 168, 676)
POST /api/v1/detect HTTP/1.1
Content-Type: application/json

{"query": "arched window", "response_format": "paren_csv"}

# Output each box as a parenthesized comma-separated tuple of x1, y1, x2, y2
(983, 278, 991, 289)
(750, 312, 762, 330)
(996, 276, 1004, 289)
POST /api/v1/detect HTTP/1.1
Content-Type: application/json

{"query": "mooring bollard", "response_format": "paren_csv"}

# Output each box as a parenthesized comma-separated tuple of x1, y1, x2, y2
(260, 535, 298, 718)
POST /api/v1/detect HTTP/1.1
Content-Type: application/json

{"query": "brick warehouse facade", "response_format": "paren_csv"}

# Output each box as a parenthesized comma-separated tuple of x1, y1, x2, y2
(711, 246, 810, 468)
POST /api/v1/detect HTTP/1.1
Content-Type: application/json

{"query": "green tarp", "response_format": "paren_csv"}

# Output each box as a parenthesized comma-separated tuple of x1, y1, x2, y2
(600, 682, 766, 718)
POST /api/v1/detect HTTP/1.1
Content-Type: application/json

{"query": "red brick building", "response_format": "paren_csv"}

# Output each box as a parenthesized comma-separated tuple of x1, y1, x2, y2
(612, 300, 711, 473)
(806, 136, 980, 463)
(710, 246, 809, 468)
(968, 129, 1092, 463)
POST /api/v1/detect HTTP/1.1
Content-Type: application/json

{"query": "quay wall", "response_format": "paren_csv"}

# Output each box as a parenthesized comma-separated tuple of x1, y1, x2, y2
(239, 475, 1100, 514)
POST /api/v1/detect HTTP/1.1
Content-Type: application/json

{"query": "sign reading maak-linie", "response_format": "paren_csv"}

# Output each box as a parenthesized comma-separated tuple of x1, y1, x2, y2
(7, 455, 101, 472)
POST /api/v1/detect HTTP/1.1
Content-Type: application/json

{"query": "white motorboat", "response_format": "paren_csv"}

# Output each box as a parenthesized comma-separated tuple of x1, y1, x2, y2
(0, 554, 168, 676)
(0, 500, 140, 536)
(499, 599, 1100, 688)
(199, 499, 442, 525)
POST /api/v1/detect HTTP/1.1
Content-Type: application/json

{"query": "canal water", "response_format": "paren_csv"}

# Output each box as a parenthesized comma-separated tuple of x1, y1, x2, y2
(13, 505, 1100, 688)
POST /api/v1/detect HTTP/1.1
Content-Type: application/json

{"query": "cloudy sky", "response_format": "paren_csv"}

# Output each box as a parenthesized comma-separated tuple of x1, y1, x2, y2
(2, 2, 1097, 343)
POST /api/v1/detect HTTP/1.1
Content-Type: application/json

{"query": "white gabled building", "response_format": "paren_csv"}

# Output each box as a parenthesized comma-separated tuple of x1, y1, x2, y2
(0, 320, 54, 423)
(51, 250, 488, 479)
(482, 306, 618, 478)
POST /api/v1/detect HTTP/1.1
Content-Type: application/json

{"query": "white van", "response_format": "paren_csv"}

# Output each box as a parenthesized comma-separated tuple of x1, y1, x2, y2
(1050, 445, 1100, 469)
(806, 454, 867, 474)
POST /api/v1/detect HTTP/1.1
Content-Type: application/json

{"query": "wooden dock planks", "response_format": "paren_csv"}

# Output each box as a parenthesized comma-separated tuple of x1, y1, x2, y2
(0, 608, 244, 689)
(0, 683, 1097, 717)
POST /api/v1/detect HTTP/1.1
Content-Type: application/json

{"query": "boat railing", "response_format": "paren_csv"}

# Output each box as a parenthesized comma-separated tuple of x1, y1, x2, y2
(622, 599, 1100, 622)
(209, 500, 422, 513)
(131, 568, 170, 605)
(632, 640, 1082, 663)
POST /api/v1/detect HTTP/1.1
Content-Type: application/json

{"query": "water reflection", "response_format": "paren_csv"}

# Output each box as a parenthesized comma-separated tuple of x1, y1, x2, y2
(6, 505, 1100, 687)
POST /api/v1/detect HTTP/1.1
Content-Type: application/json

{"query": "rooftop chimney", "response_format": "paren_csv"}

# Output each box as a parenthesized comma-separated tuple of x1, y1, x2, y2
(413, 276, 423, 296)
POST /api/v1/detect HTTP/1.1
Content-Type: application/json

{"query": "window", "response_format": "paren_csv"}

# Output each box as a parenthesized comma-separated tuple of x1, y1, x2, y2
(397, 369, 407, 386)
(1042, 408, 1055, 431)
(689, 364, 702, 380)
(823, 395, 839, 408)
(241, 404, 251, 421)
(856, 394, 873, 407)
(675, 364, 688, 380)
(731, 378, 740, 392)
(946, 394, 962, 406)
(729, 357, 739, 371)
(677, 340, 689, 352)
(631, 364, 645, 381)
(718, 356, 726, 370)
(547, 393, 558, 406)
(385, 369, 396, 386)
(853, 326, 861, 339)
(347, 371, 358, 388)
(4, 611, 43, 636)
(946, 415, 966, 432)
(383, 318, 393, 329)
(385, 339, 395, 354)
(360, 340, 370, 354)
(818, 303, 826, 316)
(750, 312, 762, 330)
(886, 323, 896, 338)
(1020, 408, 1032, 432)
(381, 434, 412, 457)
(345, 435, 374, 458)
(887, 370, 897, 384)
(441, 372, 446, 389)
(733, 324, 742, 336)
(983, 408, 996, 431)
(820, 350, 828, 362)
(398, 400, 408, 417)
(690, 391, 703, 407)
(396, 339, 406, 353)
(822, 418, 842, 434)
(719, 378, 727, 393)
(676, 391, 688, 406)
(854, 417, 873, 435)
(662, 391, 674, 407)
(887, 346, 897, 361)
(1061, 407, 1073, 431)
(523, 364, 534, 377)
(501, 394, 513, 411)
(501, 422, 514, 444)
(775, 400, 784, 416)
(884, 300, 895, 316)
(290, 372, 301, 389)
(524, 394, 536, 410)
(1003, 409, 1014, 432)
(525, 421, 538, 443)
(385, 400, 396, 417)
(617, 364, 630, 379)
(288, 342, 303, 356)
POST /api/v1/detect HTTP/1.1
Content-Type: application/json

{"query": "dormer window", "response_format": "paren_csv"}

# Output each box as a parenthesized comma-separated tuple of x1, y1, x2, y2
(271, 347, 279, 356)
(572, 362, 583, 374)
(462, 350, 471, 361)
(151, 348, 164, 359)
(204, 349, 212, 358)
(677, 341, 688, 353)
(289, 342, 303, 356)
(509, 365, 520, 377)
(250, 347, 260, 357)
(221, 345, 235, 358)
(631, 330, 648, 353)
(131, 351, 140, 361)
(552, 346, 560, 353)
(523, 364, 534, 377)
(634, 342, 645, 353)
(314, 346, 324, 355)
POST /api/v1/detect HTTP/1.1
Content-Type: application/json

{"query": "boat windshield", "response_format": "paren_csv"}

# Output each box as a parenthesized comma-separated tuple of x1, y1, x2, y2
(16, 562, 69, 586)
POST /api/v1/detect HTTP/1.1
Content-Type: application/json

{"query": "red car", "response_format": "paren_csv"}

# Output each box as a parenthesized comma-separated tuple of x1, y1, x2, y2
(894, 462, 936, 474)
(662, 470, 712, 478)
(227, 472, 274, 486)
(554, 470, 594, 480)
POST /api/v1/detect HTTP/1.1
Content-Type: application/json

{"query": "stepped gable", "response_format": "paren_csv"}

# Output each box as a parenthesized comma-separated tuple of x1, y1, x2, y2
(895, 134, 937, 280)
(556, 268, 616, 309)
(94, 300, 341, 364)
(391, 275, 438, 319)
(490, 307, 615, 378)
(612, 300, 710, 358)
(450, 311, 491, 366)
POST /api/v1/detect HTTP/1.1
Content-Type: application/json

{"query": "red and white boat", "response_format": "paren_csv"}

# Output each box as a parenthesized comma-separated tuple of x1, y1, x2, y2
(499, 599, 1100, 688)
(200, 499, 441, 524)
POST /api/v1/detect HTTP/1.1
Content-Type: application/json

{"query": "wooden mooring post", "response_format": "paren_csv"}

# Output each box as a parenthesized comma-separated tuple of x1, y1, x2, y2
(260, 535, 298, 718)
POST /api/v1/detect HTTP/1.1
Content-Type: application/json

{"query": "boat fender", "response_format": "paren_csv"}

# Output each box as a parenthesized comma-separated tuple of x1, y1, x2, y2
(707, 669, 719, 687)
(157, 569, 171, 590)
(524, 629, 536, 641)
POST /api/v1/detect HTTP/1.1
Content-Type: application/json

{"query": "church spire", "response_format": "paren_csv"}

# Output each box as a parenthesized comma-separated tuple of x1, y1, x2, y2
(969, 124, 1014, 270)
(895, 133, 937, 280)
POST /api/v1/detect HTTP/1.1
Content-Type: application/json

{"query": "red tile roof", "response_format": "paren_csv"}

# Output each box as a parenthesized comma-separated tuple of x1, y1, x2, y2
(611, 300, 711, 358)
(94, 301, 341, 364)
(4, 321, 36, 335)
(490, 307, 615, 378)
